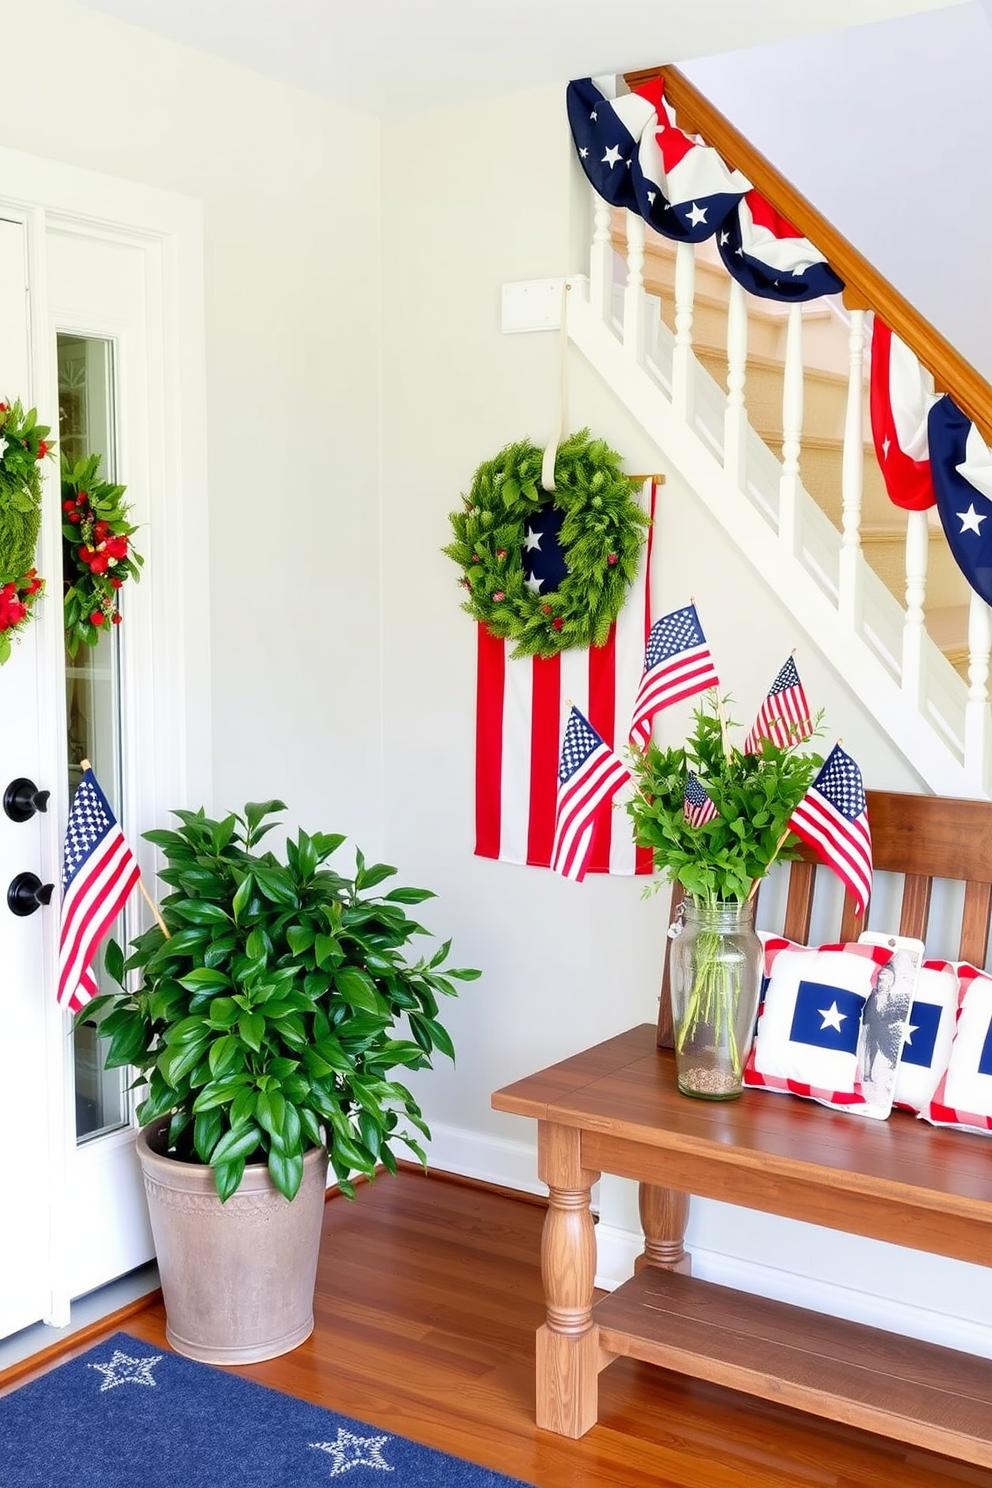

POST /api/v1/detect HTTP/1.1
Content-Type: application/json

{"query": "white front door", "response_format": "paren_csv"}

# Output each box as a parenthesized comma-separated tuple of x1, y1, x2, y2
(0, 213, 64, 1340)
(0, 157, 210, 1340)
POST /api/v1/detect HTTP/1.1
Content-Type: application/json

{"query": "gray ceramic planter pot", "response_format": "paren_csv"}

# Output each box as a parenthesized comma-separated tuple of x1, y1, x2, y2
(136, 1117, 328, 1364)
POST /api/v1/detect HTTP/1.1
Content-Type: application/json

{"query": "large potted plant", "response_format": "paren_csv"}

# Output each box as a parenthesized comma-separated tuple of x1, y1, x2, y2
(85, 799, 479, 1364)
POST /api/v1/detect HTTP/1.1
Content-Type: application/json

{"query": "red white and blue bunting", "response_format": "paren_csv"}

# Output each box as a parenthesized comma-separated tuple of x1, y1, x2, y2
(869, 317, 936, 512)
(868, 316, 992, 607)
(928, 395, 992, 609)
(567, 74, 844, 302)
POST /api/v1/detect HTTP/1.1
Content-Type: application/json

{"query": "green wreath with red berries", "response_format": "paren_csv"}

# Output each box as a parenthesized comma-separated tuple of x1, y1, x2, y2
(444, 428, 649, 658)
(0, 398, 53, 665)
(62, 453, 143, 657)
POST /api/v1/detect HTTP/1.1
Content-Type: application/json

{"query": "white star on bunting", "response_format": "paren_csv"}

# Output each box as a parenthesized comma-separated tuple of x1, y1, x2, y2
(958, 503, 987, 535)
(311, 1427, 394, 1476)
(601, 145, 622, 168)
(685, 202, 707, 227)
(89, 1349, 164, 1392)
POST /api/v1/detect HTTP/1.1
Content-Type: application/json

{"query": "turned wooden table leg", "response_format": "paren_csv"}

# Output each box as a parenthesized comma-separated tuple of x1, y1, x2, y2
(635, 1183, 691, 1275)
(535, 1121, 602, 1438)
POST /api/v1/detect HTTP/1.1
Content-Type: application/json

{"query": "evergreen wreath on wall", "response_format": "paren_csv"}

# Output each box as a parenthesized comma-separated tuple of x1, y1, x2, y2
(62, 453, 143, 657)
(445, 428, 649, 658)
(0, 398, 53, 665)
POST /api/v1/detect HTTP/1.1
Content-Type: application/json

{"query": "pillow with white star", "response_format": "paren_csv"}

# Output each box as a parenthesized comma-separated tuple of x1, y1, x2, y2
(743, 938, 894, 1108)
(891, 959, 960, 1114)
(922, 962, 992, 1135)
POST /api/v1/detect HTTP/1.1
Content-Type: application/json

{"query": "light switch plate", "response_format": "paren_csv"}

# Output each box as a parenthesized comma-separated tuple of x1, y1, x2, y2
(500, 278, 564, 333)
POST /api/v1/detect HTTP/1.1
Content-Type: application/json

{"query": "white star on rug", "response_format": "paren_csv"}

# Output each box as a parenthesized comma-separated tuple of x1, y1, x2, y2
(89, 1349, 164, 1391)
(311, 1427, 394, 1475)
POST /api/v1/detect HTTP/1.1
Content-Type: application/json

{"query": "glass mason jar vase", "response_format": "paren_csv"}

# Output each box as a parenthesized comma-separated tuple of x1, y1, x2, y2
(669, 897, 762, 1100)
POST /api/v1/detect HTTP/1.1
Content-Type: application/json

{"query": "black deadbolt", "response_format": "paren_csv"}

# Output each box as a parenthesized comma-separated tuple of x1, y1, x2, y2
(3, 778, 51, 823)
(7, 872, 55, 917)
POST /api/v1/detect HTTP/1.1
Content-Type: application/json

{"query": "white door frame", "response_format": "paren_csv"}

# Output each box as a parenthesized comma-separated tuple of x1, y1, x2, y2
(0, 145, 211, 1325)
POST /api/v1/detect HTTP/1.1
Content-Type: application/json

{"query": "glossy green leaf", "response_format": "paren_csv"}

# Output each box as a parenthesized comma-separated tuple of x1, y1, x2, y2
(266, 1146, 304, 1200)
(333, 966, 382, 1013)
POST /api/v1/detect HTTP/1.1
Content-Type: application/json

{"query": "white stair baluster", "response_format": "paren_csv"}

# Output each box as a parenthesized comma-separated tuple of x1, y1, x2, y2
(589, 186, 613, 325)
(902, 510, 929, 703)
(839, 309, 865, 628)
(778, 303, 804, 556)
(965, 593, 992, 788)
(723, 279, 748, 490)
(672, 241, 695, 421)
(623, 209, 646, 365)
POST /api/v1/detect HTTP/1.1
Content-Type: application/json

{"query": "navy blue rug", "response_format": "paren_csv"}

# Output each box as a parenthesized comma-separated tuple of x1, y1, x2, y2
(0, 1332, 536, 1487)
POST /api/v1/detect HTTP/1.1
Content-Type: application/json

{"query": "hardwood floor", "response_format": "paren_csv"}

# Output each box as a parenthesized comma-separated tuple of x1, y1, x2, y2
(4, 1171, 991, 1488)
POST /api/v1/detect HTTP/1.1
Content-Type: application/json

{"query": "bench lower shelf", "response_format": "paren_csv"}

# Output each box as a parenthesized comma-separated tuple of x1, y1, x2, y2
(595, 1266, 992, 1468)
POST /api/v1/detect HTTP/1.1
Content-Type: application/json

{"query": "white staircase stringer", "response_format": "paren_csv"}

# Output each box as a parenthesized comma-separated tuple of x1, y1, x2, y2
(566, 284, 987, 799)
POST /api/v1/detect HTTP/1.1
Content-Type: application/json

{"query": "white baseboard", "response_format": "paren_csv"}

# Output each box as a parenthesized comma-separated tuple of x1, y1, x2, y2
(426, 1120, 992, 1362)
(425, 1120, 547, 1199)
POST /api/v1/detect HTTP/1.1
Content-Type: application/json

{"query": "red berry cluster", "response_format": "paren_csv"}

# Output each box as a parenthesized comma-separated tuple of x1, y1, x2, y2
(0, 570, 43, 634)
(61, 460, 141, 655)
(63, 490, 128, 628)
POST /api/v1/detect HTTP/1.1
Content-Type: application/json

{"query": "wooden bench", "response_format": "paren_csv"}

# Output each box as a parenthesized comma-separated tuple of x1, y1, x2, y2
(491, 790, 992, 1467)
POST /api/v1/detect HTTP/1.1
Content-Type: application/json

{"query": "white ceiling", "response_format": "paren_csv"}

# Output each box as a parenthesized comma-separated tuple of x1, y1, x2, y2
(72, 0, 964, 116)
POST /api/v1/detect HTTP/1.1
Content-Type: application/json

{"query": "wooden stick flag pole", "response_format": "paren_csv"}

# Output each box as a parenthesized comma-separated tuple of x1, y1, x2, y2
(748, 824, 794, 905)
(79, 758, 170, 940)
(716, 692, 732, 762)
(746, 734, 834, 903)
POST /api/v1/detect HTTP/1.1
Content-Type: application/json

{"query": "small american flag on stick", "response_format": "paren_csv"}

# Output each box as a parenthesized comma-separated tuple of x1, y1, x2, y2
(743, 655, 813, 753)
(787, 744, 873, 915)
(551, 706, 631, 883)
(628, 603, 720, 750)
(58, 765, 141, 1013)
(683, 773, 718, 828)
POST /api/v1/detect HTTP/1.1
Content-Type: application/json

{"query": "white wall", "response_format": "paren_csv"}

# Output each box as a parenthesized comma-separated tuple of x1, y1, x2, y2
(376, 82, 992, 1356)
(380, 80, 920, 1161)
(683, 0, 992, 380)
(0, 0, 385, 855)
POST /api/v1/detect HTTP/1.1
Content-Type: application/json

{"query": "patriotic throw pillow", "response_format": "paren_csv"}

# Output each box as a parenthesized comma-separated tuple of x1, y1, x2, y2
(744, 939, 893, 1106)
(891, 960, 959, 1114)
(924, 964, 992, 1135)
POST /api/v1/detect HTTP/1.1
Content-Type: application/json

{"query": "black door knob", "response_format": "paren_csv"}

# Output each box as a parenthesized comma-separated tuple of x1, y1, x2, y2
(7, 872, 55, 917)
(3, 778, 51, 823)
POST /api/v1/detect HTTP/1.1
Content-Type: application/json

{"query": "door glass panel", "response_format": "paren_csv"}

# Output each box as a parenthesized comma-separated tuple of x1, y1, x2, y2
(57, 333, 129, 1143)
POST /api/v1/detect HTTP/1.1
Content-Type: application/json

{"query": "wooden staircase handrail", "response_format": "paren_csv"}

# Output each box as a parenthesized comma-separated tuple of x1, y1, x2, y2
(624, 64, 992, 444)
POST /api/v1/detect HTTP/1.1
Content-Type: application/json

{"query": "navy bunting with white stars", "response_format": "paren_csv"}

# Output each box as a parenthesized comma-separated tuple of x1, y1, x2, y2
(566, 75, 844, 302)
(928, 394, 992, 607)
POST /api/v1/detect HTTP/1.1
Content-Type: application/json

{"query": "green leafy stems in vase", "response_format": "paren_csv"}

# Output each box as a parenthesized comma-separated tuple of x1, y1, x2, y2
(626, 695, 824, 1098)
